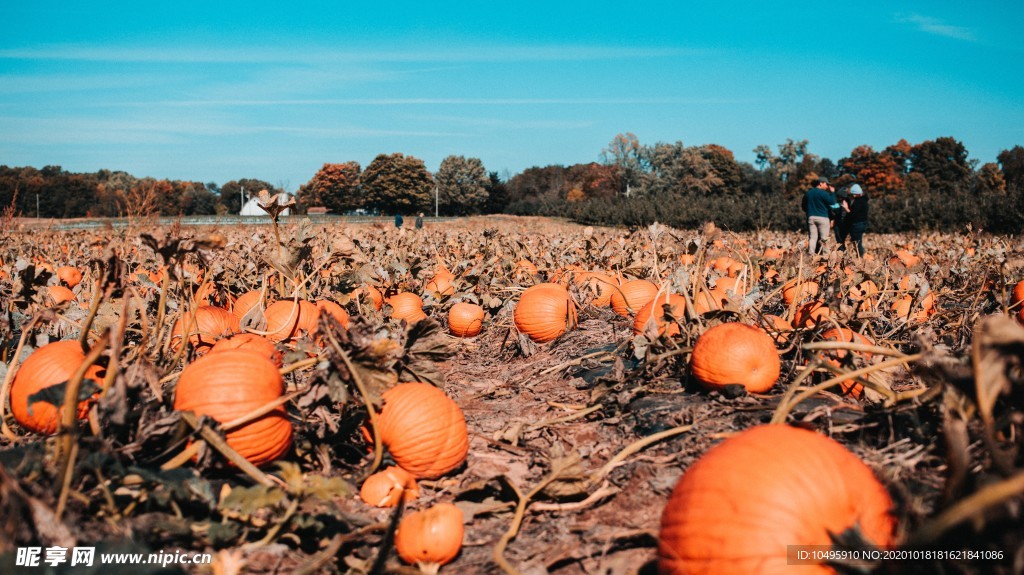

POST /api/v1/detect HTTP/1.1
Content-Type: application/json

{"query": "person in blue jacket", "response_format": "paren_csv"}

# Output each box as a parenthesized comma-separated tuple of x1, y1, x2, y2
(801, 177, 840, 256)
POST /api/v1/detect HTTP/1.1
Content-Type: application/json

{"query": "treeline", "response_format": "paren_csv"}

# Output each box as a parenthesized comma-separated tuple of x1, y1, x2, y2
(2, 135, 1023, 233)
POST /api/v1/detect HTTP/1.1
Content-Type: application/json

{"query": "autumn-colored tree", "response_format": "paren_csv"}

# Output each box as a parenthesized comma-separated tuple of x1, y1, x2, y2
(566, 163, 620, 201)
(997, 146, 1024, 192)
(507, 166, 568, 204)
(885, 139, 913, 174)
(975, 163, 1006, 196)
(640, 141, 721, 197)
(699, 144, 743, 195)
(754, 139, 816, 195)
(910, 137, 972, 195)
(840, 145, 906, 196)
(297, 162, 361, 214)
(435, 155, 489, 215)
(361, 153, 433, 215)
(601, 132, 646, 197)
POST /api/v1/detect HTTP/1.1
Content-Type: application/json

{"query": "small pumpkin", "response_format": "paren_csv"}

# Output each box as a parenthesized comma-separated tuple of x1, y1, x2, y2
(448, 302, 485, 338)
(889, 248, 921, 268)
(890, 293, 935, 324)
(10, 340, 103, 435)
(782, 279, 819, 306)
(513, 283, 578, 343)
(425, 270, 457, 299)
(395, 502, 464, 575)
(658, 425, 896, 574)
(174, 349, 292, 466)
(46, 285, 77, 305)
(359, 465, 420, 508)
(758, 314, 793, 344)
(376, 382, 469, 479)
(690, 323, 780, 393)
(359, 284, 384, 310)
(315, 299, 350, 329)
(264, 299, 319, 342)
(691, 289, 726, 315)
(633, 293, 687, 337)
(820, 328, 874, 397)
(610, 279, 659, 316)
(573, 271, 619, 307)
(793, 300, 831, 329)
(388, 292, 428, 324)
(56, 266, 83, 288)
(1011, 279, 1024, 308)
(171, 306, 240, 352)
(208, 333, 283, 368)
(232, 290, 263, 321)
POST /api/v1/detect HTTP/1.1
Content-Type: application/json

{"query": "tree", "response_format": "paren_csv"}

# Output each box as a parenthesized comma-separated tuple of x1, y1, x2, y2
(840, 145, 905, 196)
(601, 133, 646, 197)
(507, 166, 568, 204)
(699, 144, 743, 195)
(435, 156, 489, 215)
(361, 153, 433, 214)
(974, 163, 1006, 196)
(220, 178, 279, 214)
(484, 172, 510, 214)
(297, 162, 362, 214)
(910, 137, 972, 195)
(753, 139, 814, 195)
(640, 142, 721, 197)
(997, 146, 1024, 193)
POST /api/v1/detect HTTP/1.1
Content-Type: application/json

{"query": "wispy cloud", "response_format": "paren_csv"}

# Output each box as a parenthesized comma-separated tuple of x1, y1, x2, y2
(896, 13, 976, 42)
(0, 44, 694, 64)
(111, 97, 751, 108)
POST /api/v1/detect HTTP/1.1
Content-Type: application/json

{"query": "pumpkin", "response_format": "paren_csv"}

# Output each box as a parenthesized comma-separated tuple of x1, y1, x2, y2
(793, 300, 831, 329)
(712, 276, 743, 296)
(513, 283, 578, 343)
(46, 285, 77, 305)
(171, 306, 240, 352)
(690, 323, 780, 393)
(232, 290, 263, 321)
(573, 271, 618, 307)
(711, 256, 744, 277)
(691, 289, 726, 315)
(359, 284, 384, 310)
(890, 293, 935, 324)
(315, 299, 350, 329)
(849, 280, 879, 312)
(425, 270, 457, 299)
(634, 293, 688, 337)
(820, 328, 874, 397)
(264, 299, 319, 342)
(889, 248, 921, 268)
(610, 279, 659, 316)
(762, 247, 785, 260)
(174, 349, 292, 466)
(376, 382, 469, 478)
(658, 425, 896, 574)
(515, 259, 539, 275)
(10, 340, 103, 435)
(359, 465, 420, 508)
(208, 333, 283, 368)
(782, 279, 819, 306)
(1012, 280, 1024, 308)
(758, 314, 793, 344)
(388, 292, 428, 324)
(448, 302, 485, 338)
(56, 266, 83, 288)
(395, 502, 464, 574)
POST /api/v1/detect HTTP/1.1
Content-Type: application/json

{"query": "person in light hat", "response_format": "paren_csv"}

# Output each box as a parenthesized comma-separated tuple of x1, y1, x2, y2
(844, 179, 869, 257)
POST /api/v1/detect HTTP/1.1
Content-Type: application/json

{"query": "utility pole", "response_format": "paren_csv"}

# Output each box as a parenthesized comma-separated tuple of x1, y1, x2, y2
(434, 185, 439, 218)
(36, 193, 39, 218)
(240, 185, 244, 215)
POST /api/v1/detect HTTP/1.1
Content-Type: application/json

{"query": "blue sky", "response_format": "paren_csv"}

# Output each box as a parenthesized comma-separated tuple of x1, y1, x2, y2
(2, 1, 1022, 189)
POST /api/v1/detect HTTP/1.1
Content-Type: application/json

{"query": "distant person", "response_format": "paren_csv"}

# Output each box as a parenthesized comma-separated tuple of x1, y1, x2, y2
(801, 177, 840, 256)
(844, 183, 869, 257)
(834, 186, 850, 249)
(394, 213, 404, 229)
(415, 212, 424, 229)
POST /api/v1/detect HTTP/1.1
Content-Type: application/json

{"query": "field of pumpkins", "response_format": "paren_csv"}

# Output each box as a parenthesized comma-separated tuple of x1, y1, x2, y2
(1, 214, 1023, 574)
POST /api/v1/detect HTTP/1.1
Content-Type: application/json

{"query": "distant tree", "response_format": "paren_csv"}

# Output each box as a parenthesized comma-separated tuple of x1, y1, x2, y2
(910, 137, 972, 195)
(640, 142, 721, 196)
(484, 172, 511, 213)
(297, 162, 362, 214)
(565, 163, 620, 201)
(975, 163, 1006, 196)
(507, 166, 568, 204)
(997, 146, 1024, 192)
(601, 132, 646, 197)
(221, 178, 279, 214)
(361, 153, 433, 214)
(885, 139, 913, 175)
(698, 144, 743, 195)
(435, 155, 489, 215)
(840, 145, 906, 196)
(754, 139, 814, 195)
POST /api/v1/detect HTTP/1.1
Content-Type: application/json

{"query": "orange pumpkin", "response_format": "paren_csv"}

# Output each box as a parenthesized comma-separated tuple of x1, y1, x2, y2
(10, 340, 103, 435)
(232, 290, 263, 321)
(515, 259, 539, 275)
(1011, 280, 1024, 308)
(691, 289, 726, 315)
(758, 314, 793, 344)
(208, 333, 283, 368)
(448, 302, 485, 338)
(659, 425, 896, 574)
(171, 306, 240, 352)
(514, 283, 578, 343)
(573, 271, 619, 307)
(793, 300, 831, 329)
(820, 328, 874, 397)
(56, 266, 83, 288)
(360, 465, 420, 508)
(690, 323, 780, 393)
(425, 270, 457, 299)
(315, 299, 350, 329)
(376, 382, 469, 479)
(395, 502, 464, 574)
(782, 279, 819, 306)
(634, 293, 687, 337)
(890, 293, 935, 324)
(610, 279, 659, 316)
(174, 350, 292, 466)
(264, 299, 319, 342)
(46, 285, 77, 305)
(388, 292, 428, 324)
(762, 247, 785, 260)
(889, 249, 921, 268)
(359, 284, 384, 310)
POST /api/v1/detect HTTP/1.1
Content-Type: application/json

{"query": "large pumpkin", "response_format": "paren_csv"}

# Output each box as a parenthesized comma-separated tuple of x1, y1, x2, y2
(376, 382, 469, 479)
(174, 349, 292, 466)
(690, 323, 780, 393)
(232, 290, 263, 321)
(388, 292, 428, 324)
(659, 425, 896, 574)
(634, 293, 688, 337)
(10, 340, 103, 435)
(610, 279, 659, 316)
(171, 306, 240, 352)
(513, 283, 578, 343)
(263, 299, 320, 342)
(448, 302, 485, 338)
(208, 333, 283, 368)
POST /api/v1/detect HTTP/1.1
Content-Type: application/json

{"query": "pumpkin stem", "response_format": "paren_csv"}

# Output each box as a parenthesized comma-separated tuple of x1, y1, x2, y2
(416, 561, 441, 575)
